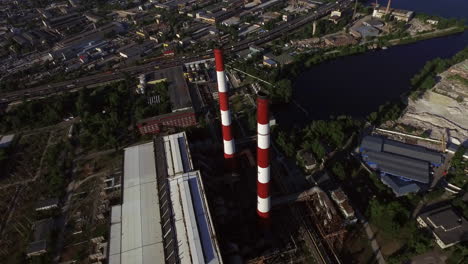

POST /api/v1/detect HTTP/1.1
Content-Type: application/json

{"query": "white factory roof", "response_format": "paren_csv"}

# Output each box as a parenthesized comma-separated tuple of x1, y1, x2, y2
(110, 132, 222, 264)
(168, 171, 222, 264)
(109, 205, 122, 264)
(163, 132, 194, 177)
(121, 142, 164, 264)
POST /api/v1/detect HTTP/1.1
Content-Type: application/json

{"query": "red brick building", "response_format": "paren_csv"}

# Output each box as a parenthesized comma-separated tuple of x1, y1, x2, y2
(136, 109, 197, 135)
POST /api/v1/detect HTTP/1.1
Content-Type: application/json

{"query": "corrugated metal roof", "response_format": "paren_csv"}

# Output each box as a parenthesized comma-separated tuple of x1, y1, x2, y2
(113, 133, 221, 264)
(364, 150, 429, 183)
(168, 172, 222, 264)
(383, 140, 442, 165)
(360, 136, 383, 152)
(380, 174, 420, 196)
(164, 132, 193, 177)
(121, 142, 164, 264)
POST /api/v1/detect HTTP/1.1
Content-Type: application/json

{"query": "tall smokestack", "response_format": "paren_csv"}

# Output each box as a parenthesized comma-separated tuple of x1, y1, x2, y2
(386, 0, 391, 14)
(257, 92, 270, 219)
(214, 49, 235, 160)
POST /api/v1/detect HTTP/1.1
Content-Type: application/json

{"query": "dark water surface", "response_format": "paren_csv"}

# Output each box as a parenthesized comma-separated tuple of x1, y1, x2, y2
(276, 0, 468, 126)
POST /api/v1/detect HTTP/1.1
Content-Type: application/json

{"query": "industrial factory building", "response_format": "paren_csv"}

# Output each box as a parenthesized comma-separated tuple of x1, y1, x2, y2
(136, 66, 198, 135)
(108, 132, 222, 264)
(136, 109, 197, 135)
(360, 135, 443, 196)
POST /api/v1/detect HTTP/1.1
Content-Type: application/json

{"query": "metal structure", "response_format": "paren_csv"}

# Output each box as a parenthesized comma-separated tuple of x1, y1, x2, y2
(214, 49, 236, 160)
(257, 92, 271, 219)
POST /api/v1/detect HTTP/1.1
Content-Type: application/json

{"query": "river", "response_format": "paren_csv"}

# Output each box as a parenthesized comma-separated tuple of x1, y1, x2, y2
(275, 0, 468, 126)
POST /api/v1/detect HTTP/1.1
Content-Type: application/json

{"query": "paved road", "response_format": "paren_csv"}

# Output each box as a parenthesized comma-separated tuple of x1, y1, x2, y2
(360, 216, 386, 264)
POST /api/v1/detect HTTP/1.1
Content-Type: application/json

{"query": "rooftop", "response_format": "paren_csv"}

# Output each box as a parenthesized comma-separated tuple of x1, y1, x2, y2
(363, 150, 430, 183)
(360, 135, 383, 152)
(110, 132, 222, 264)
(137, 108, 195, 125)
(419, 205, 468, 247)
(147, 66, 193, 111)
(380, 173, 420, 197)
(383, 140, 443, 165)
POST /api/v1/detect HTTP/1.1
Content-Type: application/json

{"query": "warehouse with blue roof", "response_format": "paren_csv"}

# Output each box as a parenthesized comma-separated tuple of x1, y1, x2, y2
(359, 135, 444, 196)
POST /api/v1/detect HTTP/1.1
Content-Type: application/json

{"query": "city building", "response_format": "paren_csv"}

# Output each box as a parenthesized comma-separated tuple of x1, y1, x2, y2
(263, 58, 277, 67)
(118, 41, 155, 59)
(360, 135, 443, 196)
(329, 10, 342, 24)
(263, 53, 294, 66)
(323, 33, 358, 47)
(372, 7, 414, 22)
(146, 66, 193, 111)
(135, 66, 197, 135)
(417, 205, 468, 249)
(350, 26, 380, 39)
(108, 133, 222, 264)
(136, 109, 197, 135)
(0, 134, 15, 148)
(363, 19, 384, 28)
(330, 188, 357, 223)
(53, 22, 125, 52)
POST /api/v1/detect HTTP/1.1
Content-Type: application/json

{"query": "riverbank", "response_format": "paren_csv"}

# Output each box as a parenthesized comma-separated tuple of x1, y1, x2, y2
(389, 26, 466, 46)
(292, 26, 467, 74)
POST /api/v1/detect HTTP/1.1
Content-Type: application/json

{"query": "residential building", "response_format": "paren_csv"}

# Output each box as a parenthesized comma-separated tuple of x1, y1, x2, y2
(417, 205, 468, 249)
(108, 133, 223, 264)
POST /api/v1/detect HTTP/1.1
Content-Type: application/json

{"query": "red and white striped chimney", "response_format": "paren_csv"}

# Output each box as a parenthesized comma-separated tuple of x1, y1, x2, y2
(214, 49, 235, 159)
(257, 92, 270, 219)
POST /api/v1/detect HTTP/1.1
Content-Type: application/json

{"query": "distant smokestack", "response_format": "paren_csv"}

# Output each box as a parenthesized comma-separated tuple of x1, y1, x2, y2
(386, 0, 391, 14)
(257, 92, 270, 219)
(214, 49, 235, 160)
